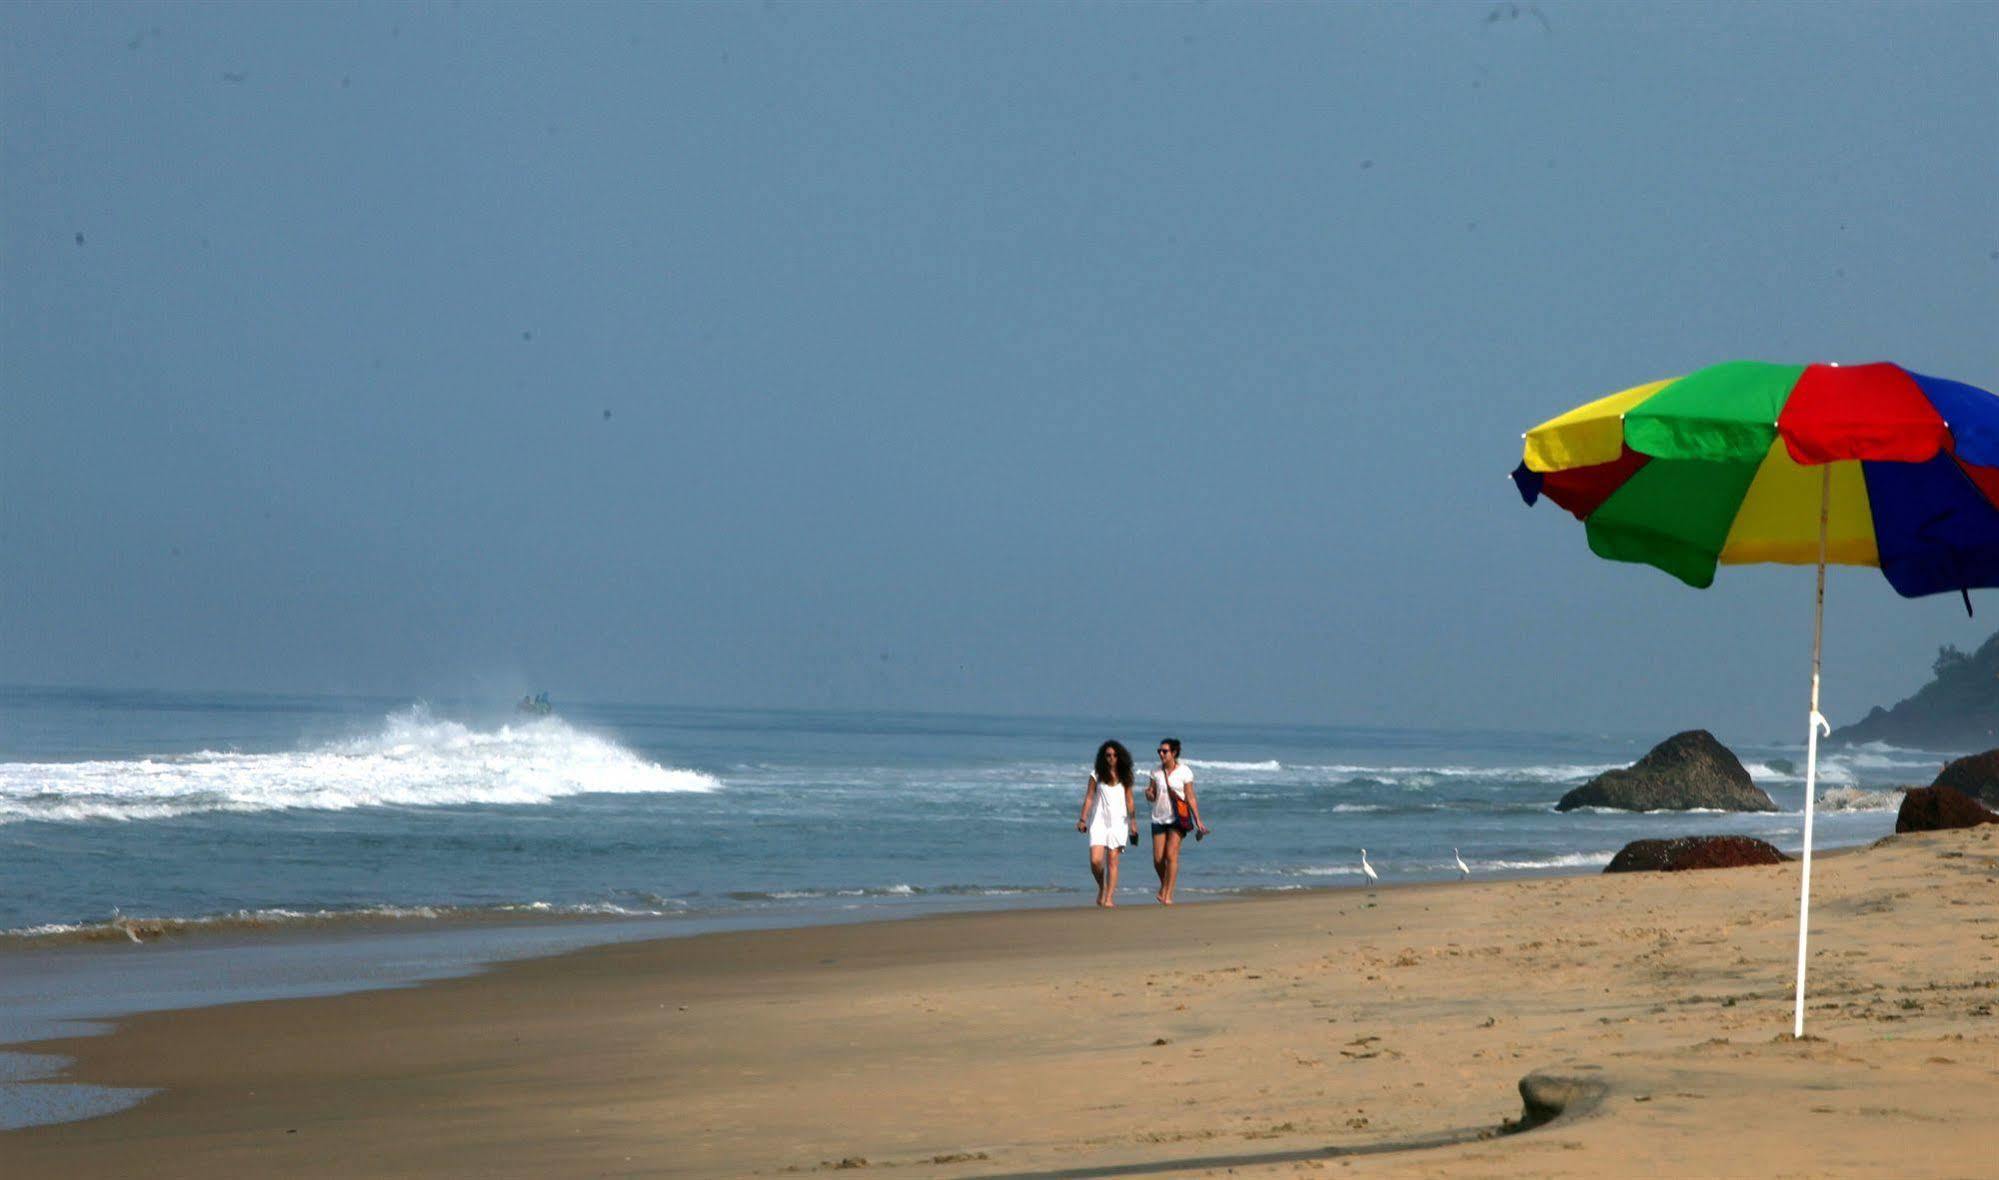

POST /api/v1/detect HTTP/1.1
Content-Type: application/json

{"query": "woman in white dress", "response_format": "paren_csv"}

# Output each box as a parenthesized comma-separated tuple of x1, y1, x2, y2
(1075, 741, 1137, 907)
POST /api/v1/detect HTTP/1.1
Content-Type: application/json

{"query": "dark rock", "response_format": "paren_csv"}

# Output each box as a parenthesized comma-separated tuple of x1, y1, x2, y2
(1514, 1074, 1610, 1131)
(1894, 785, 1999, 833)
(1556, 731, 1776, 813)
(1931, 750, 1999, 808)
(1604, 836, 1789, 873)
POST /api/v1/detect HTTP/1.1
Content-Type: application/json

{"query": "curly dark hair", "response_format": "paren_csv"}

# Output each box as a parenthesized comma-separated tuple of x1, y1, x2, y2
(1094, 740, 1134, 787)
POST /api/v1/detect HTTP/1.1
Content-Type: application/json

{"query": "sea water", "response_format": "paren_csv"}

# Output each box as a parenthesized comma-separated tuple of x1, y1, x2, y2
(0, 685, 1936, 941)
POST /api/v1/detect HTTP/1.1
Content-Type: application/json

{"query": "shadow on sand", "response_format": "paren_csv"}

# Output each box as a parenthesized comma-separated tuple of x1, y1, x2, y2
(967, 1073, 1609, 1180)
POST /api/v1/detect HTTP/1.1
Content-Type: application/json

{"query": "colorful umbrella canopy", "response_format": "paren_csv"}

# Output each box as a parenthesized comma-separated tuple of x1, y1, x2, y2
(1512, 361, 1999, 604)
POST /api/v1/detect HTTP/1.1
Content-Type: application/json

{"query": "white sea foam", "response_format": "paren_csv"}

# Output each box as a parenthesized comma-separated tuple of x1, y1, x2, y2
(1479, 851, 1617, 870)
(1311, 762, 1624, 784)
(1558, 805, 1734, 816)
(3, 905, 447, 941)
(0, 705, 718, 826)
(1781, 740, 1948, 786)
(0, 899, 695, 944)
(1278, 849, 1614, 876)
(1786, 748, 1939, 788)
(723, 883, 1062, 903)
(1184, 759, 1283, 772)
(1816, 786, 1905, 813)
(497, 900, 689, 916)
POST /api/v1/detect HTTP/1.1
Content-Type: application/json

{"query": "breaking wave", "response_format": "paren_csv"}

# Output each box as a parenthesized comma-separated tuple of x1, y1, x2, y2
(1748, 744, 1941, 788)
(1816, 786, 1905, 813)
(0, 705, 718, 825)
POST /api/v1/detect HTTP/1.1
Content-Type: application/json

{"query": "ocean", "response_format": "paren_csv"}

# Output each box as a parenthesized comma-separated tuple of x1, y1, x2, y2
(0, 685, 1937, 942)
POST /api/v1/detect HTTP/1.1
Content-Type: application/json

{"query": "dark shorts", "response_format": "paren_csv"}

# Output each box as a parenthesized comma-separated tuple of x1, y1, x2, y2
(1151, 823, 1183, 837)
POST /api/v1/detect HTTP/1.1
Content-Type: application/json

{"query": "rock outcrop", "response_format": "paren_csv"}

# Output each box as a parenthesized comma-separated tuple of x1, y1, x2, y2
(1831, 632, 1999, 749)
(1930, 750, 1999, 808)
(1604, 835, 1789, 873)
(1894, 785, 1999, 833)
(1556, 731, 1777, 813)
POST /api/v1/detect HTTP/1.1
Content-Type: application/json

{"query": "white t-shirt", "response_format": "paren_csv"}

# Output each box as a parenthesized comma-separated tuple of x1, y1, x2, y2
(1149, 765, 1193, 825)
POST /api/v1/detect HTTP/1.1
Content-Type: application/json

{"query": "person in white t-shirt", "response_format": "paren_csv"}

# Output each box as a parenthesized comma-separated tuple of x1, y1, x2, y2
(1145, 737, 1207, 905)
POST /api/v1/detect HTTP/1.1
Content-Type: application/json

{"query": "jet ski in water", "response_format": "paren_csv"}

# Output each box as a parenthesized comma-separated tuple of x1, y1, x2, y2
(516, 692, 553, 716)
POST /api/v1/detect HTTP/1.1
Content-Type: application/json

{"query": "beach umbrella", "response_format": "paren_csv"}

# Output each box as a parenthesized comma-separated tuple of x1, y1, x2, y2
(1511, 360, 1999, 1037)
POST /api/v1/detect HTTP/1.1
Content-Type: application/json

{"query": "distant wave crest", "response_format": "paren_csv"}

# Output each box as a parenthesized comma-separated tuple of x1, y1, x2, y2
(1313, 762, 1623, 785)
(0, 705, 718, 825)
(1752, 746, 1940, 788)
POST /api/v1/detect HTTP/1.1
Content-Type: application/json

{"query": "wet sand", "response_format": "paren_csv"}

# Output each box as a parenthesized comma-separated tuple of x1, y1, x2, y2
(5, 828, 1996, 1178)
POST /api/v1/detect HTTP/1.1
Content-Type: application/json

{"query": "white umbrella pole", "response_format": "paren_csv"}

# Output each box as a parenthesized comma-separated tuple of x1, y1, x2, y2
(1792, 464, 1832, 1039)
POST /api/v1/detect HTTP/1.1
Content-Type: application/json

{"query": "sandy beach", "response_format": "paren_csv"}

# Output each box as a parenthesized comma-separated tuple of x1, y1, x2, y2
(6, 827, 1996, 1179)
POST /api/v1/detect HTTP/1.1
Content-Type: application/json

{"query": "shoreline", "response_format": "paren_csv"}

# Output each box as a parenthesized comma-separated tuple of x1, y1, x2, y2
(1, 815, 1890, 952)
(3, 825, 1883, 954)
(6, 830, 1987, 1177)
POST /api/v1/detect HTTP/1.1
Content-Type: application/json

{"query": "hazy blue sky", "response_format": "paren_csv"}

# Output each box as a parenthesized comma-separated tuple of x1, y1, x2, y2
(4, 1, 1995, 737)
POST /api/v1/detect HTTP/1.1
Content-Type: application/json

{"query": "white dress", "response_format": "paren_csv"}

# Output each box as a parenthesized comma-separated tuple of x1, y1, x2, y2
(1086, 774, 1130, 848)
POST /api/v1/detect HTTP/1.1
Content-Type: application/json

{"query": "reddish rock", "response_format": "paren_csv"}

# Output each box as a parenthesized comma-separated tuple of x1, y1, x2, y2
(1895, 785, 1999, 833)
(1931, 750, 1999, 808)
(1603, 835, 1789, 873)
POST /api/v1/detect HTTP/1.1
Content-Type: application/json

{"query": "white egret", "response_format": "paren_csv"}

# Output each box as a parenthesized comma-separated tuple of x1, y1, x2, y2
(1454, 848, 1471, 878)
(1360, 849, 1378, 885)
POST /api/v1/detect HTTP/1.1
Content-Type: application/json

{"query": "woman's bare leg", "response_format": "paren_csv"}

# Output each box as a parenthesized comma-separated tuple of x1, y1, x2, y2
(1151, 828, 1170, 899)
(1159, 830, 1183, 904)
(1103, 846, 1121, 906)
(1089, 845, 1109, 905)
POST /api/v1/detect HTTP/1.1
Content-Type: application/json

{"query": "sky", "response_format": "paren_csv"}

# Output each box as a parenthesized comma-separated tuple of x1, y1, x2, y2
(3, 1, 1996, 739)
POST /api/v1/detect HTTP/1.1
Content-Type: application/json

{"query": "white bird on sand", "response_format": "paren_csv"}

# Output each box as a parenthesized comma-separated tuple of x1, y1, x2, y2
(1360, 849, 1378, 885)
(1454, 848, 1471, 878)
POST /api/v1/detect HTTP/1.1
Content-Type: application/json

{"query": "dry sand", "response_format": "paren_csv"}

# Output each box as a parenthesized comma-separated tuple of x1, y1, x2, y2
(6, 828, 1997, 1178)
